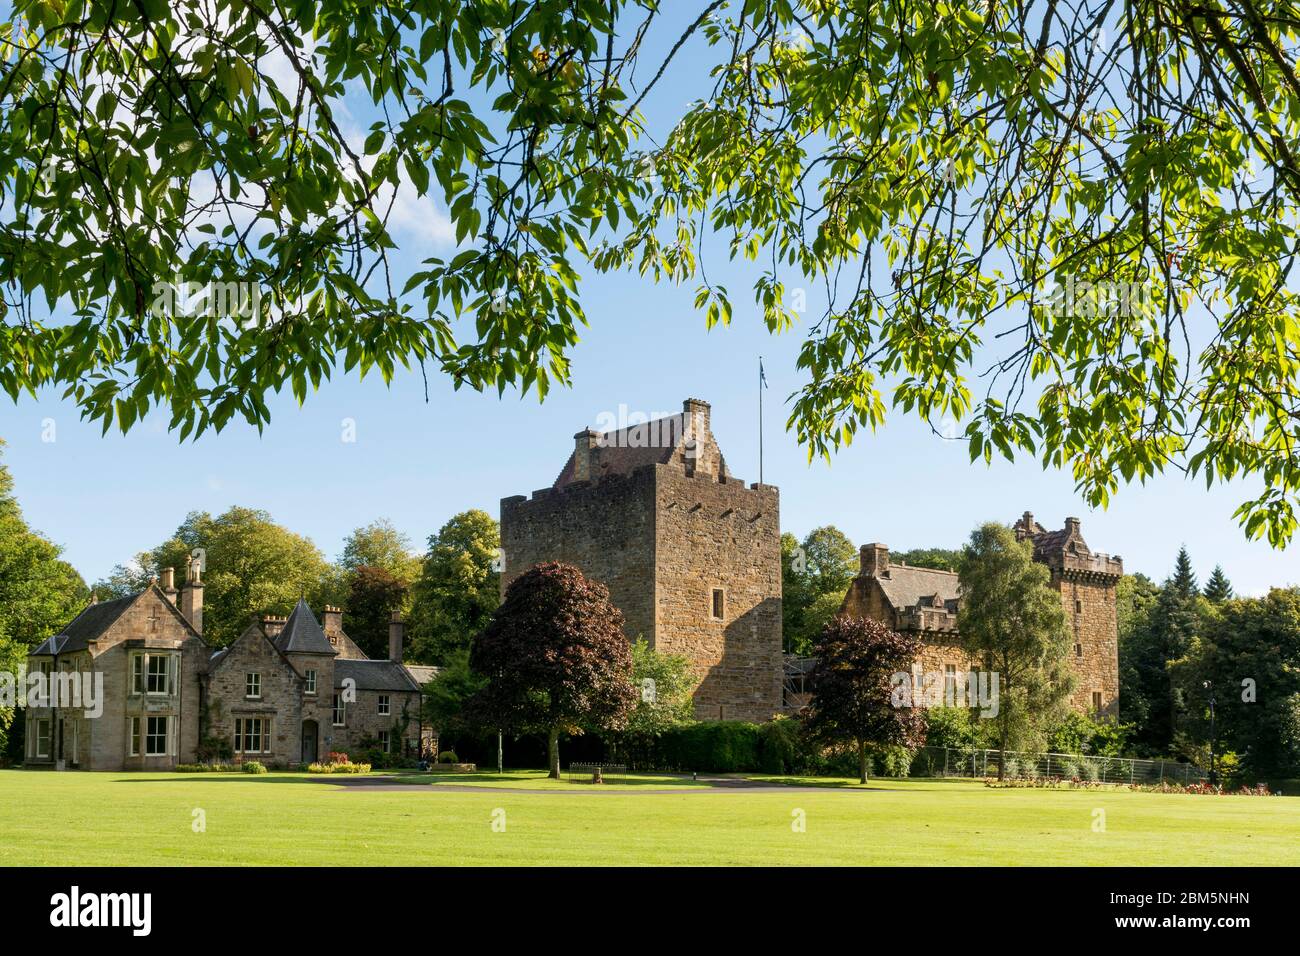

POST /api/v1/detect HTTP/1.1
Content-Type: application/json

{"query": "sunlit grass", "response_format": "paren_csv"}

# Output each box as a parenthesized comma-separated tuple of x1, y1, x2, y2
(2, 769, 1296, 866)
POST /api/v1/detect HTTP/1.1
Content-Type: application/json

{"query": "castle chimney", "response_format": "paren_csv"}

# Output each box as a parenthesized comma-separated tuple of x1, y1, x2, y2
(160, 567, 178, 602)
(861, 543, 890, 578)
(388, 611, 405, 663)
(1065, 516, 1081, 535)
(573, 429, 599, 482)
(261, 615, 286, 640)
(683, 398, 711, 433)
(180, 558, 204, 634)
(323, 605, 343, 638)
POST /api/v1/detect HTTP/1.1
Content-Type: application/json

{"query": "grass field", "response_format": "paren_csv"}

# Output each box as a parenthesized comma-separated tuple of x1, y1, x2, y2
(2, 769, 1297, 866)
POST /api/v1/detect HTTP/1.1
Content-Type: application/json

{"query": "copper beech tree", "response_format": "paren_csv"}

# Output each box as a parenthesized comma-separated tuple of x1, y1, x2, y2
(806, 614, 926, 784)
(468, 562, 636, 778)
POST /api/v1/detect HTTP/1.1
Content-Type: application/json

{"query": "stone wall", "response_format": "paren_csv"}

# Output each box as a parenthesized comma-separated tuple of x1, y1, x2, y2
(82, 589, 206, 770)
(501, 467, 658, 642)
(330, 689, 422, 756)
(1055, 573, 1120, 717)
(654, 469, 782, 722)
(501, 459, 783, 722)
(205, 626, 304, 767)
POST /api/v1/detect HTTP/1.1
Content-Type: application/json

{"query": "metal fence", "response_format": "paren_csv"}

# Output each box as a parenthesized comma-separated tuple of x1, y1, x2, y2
(566, 762, 629, 784)
(910, 746, 1208, 785)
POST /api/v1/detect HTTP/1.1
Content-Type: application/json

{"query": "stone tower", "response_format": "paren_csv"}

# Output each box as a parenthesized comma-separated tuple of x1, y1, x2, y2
(1013, 513, 1122, 717)
(500, 399, 783, 722)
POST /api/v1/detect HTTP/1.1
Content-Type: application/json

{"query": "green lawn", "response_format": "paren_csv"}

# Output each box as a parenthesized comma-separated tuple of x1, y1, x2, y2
(2, 769, 1297, 866)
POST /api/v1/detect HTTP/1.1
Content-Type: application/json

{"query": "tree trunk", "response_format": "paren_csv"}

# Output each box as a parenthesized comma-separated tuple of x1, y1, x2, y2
(547, 726, 561, 779)
(857, 738, 869, 784)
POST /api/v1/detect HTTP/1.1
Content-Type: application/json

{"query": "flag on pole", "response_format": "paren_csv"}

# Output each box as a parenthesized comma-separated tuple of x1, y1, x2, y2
(760, 358, 768, 389)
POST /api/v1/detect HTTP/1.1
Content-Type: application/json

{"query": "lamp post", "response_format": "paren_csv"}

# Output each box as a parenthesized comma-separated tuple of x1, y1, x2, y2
(1203, 680, 1217, 786)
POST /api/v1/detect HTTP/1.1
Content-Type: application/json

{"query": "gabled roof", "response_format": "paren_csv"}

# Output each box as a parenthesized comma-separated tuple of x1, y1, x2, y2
(335, 659, 421, 692)
(31, 586, 201, 655)
(553, 416, 685, 488)
(30, 594, 135, 655)
(875, 564, 961, 613)
(275, 599, 336, 656)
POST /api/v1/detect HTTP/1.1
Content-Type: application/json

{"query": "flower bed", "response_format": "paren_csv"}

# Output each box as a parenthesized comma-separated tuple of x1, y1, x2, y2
(983, 776, 1272, 795)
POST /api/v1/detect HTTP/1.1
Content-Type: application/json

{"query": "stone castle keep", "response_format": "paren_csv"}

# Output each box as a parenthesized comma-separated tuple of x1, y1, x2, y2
(505, 400, 1123, 722)
(501, 399, 784, 722)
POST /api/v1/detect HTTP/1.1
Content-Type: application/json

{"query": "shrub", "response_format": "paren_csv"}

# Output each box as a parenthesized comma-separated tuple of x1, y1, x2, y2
(177, 763, 236, 773)
(655, 721, 762, 773)
(242, 761, 267, 774)
(757, 717, 801, 774)
(873, 744, 914, 778)
(307, 761, 371, 774)
(1057, 760, 1080, 779)
(437, 751, 459, 764)
(327, 751, 351, 764)
(1080, 758, 1102, 782)
(1002, 756, 1021, 779)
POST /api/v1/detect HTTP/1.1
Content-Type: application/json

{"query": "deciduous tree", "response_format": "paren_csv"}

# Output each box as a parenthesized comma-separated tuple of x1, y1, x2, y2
(408, 509, 500, 664)
(7, 4, 1300, 544)
(806, 613, 925, 783)
(957, 523, 1072, 775)
(467, 562, 636, 778)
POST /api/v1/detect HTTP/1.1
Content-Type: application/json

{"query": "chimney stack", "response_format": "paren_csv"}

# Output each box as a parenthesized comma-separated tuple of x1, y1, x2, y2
(861, 543, 890, 578)
(388, 611, 405, 663)
(682, 398, 711, 433)
(160, 567, 178, 603)
(573, 429, 599, 482)
(322, 605, 343, 638)
(1065, 516, 1081, 535)
(180, 558, 204, 634)
(261, 615, 286, 640)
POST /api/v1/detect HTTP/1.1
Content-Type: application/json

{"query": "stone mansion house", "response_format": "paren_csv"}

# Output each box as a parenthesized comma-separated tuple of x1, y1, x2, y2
(24, 562, 427, 770)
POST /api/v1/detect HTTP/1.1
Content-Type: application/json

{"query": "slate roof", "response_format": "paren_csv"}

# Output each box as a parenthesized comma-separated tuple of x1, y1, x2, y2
(875, 564, 961, 613)
(405, 664, 439, 687)
(552, 417, 682, 488)
(30, 593, 139, 655)
(335, 659, 421, 692)
(275, 599, 336, 656)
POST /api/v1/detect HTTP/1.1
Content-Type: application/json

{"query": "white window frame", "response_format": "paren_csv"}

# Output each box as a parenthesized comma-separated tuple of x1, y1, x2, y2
(132, 652, 174, 697)
(378, 694, 390, 716)
(331, 694, 345, 727)
(146, 654, 171, 696)
(233, 717, 272, 754)
(304, 669, 317, 695)
(128, 716, 141, 756)
(33, 718, 51, 758)
(145, 716, 169, 756)
(378, 730, 390, 753)
(245, 672, 261, 699)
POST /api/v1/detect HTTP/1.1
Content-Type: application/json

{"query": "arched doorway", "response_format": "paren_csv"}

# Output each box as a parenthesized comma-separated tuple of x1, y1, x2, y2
(301, 720, 319, 764)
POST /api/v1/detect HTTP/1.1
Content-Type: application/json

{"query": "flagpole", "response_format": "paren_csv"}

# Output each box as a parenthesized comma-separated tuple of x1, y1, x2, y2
(759, 357, 764, 486)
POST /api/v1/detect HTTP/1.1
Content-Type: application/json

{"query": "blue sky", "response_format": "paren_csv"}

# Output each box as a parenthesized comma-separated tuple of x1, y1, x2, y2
(1, 264, 1294, 595)
(0, 11, 1296, 595)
